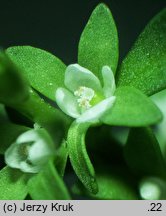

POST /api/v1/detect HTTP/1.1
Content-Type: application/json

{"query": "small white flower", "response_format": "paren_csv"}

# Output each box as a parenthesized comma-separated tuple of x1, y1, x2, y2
(55, 64, 116, 123)
(139, 177, 166, 200)
(5, 129, 55, 173)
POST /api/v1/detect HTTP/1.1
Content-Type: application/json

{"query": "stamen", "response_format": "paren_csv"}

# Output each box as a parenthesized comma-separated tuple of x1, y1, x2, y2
(77, 98, 91, 109)
(18, 142, 33, 161)
(74, 86, 95, 109)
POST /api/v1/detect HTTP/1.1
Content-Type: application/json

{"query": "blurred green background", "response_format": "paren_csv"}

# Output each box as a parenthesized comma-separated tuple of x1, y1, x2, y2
(0, 0, 165, 64)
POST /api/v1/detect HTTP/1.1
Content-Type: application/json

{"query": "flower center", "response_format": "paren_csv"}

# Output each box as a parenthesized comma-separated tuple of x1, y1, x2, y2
(18, 142, 33, 161)
(74, 86, 95, 110)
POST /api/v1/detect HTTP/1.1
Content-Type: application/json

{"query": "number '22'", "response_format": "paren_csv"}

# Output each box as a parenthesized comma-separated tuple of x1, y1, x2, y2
(150, 203, 162, 211)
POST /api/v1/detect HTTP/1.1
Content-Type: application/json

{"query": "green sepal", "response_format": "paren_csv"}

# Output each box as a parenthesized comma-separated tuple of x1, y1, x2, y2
(117, 9, 166, 96)
(67, 121, 98, 194)
(28, 159, 71, 200)
(78, 3, 118, 81)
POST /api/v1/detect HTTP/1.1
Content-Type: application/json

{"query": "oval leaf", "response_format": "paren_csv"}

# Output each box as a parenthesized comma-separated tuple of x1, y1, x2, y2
(78, 3, 119, 80)
(6, 46, 66, 100)
(67, 121, 98, 194)
(102, 87, 162, 126)
(117, 9, 166, 96)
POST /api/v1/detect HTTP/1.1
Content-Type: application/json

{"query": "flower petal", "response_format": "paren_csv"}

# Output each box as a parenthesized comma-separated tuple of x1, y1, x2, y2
(28, 129, 54, 164)
(5, 140, 38, 173)
(16, 129, 38, 143)
(55, 87, 80, 118)
(102, 66, 116, 97)
(19, 161, 40, 173)
(29, 141, 52, 165)
(65, 64, 102, 93)
(5, 142, 21, 169)
(76, 96, 116, 123)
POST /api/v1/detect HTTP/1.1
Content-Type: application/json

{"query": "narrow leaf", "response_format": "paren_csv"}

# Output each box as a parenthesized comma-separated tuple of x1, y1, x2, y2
(67, 121, 98, 194)
(102, 87, 162, 127)
(124, 127, 166, 178)
(6, 46, 66, 100)
(28, 160, 70, 200)
(117, 9, 166, 96)
(0, 166, 28, 200)
(78, 3, 119, 81)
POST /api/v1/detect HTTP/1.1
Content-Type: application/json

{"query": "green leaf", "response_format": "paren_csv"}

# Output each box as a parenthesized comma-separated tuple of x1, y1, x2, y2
(6, 46, 66, 100)
(73, 173, 138, 200)
(0, 122, 29, 154)
(117, 9, 166, 96)
(124, 127, 166, 178)
(67, 121, 98, 194)
(11, 89, 71, 144)
(102, 86, 162, 127)
(0, 52, 29, 105)
(78, 3, 118, 81)
(0, 166, 28, 200)
(28, 160, 70, 200)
